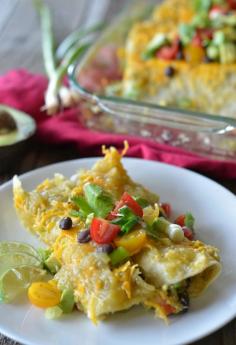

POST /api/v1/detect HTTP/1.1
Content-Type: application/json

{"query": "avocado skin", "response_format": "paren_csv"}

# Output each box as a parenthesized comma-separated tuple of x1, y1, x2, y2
(0, 105, 36, 174)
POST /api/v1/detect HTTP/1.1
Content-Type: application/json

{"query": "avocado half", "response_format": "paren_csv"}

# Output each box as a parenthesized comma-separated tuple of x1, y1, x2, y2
(0, 105, 36, 173)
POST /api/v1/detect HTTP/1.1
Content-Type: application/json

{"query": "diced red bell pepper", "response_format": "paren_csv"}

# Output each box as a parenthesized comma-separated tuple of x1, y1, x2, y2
(90, 218, 120, 244)
(209, 5, 228, 19)
(227, 0, 236, 10)
(192, 34, 202, 47)
(192, 29, 213, 47)
(156, 38, 180, 60)
(162, 303, 176, 316)
(182, 226, 194, 240)
(155, 295, 176, 315)
(174, 214, 186, 227)
(108, 192, 143, 220)
(160, 203, 171, 218)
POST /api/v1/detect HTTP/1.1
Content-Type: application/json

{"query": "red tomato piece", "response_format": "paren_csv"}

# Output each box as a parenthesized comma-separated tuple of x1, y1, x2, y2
(192, 29, 213, 47)
(160, 203, 171, 218)
(156, 38, 180, 60)
(174, 214, 186, 227)
(199, 28, 213, 40)
(192, 34, 202, 47)
(155, 295, 176, 315)
(209, 5, 228, 19)
(109, 192, 143, 219)
(90, 218, 120, 244)
(162, 303, 176, 316)
(227, 0, 236, 10)
(182, 226, 194, 240)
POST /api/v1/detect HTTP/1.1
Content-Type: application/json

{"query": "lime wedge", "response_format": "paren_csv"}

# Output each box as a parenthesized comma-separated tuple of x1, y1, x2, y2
(0, 265, 46, 303)
(0, 252, 42, 277)
(0, 241, 40, 259)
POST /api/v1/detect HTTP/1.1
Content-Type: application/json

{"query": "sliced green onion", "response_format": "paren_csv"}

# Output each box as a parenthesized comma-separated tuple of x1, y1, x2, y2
(213, 31, 226, 46)
(154, 217, 170, 232)
(55, 22, 105, 61)
(206, 45, 219, 60)
(146, 217, 170, 239)
(109, 247, 130, 266)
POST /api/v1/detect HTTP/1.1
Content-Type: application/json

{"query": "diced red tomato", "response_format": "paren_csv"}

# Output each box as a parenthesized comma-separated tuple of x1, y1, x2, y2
(199, 29, 213, 43)
(209, 5, 228, 19)
(155, 295, 176, 315)
(90, 218, 120, 244)
(227, 0, 236, 10)
(162, 303, 176, 316)
(174, 214, 186, 227)
(192, 29, 213, 47)
(182, 226, 194, 240)
(108, 192, 143, 219)
(156, 38, 180, 60)
(160, 203, 171, 218)
(192, 34, 202, 47)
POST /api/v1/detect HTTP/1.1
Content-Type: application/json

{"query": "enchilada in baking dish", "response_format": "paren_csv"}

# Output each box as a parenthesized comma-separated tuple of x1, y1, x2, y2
(121, 0, 236, 116)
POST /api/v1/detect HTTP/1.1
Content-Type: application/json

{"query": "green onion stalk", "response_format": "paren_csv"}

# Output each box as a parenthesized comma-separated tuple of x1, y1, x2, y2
(34, 0, 104, 115)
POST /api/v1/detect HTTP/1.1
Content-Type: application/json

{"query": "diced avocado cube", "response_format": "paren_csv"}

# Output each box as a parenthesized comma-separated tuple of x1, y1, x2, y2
(59, 289, 75, 313)
(44, 255, 61, 275)
(109, 247, 130, 266)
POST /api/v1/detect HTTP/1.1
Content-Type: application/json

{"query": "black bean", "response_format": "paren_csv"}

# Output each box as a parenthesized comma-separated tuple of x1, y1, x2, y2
(96, 244, 114, 254)
(78, 229, 91, 243)
(178, 291, 190, 313)
(176, 50, 184, 60)
(204, 55, 213, 63)
(165, 66, 175, 78)
(59, 217, 72, 230)
(177, 39, 183, 50)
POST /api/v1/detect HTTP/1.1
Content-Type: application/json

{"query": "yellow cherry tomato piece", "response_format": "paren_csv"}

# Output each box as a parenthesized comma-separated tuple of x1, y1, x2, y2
(28, 282, 61, 308)
(114, 229, 147, 256)
(184, 44, 205, 64)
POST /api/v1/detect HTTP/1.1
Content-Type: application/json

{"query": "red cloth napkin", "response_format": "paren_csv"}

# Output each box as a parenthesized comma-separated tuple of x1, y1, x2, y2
(0, 69, 236, 179)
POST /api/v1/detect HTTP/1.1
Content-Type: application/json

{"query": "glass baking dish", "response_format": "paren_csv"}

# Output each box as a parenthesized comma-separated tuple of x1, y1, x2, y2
(68, 0, 236, 161)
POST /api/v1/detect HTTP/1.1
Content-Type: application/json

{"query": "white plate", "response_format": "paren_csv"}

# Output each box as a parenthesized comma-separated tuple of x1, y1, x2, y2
(0, 158, 236, 345)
